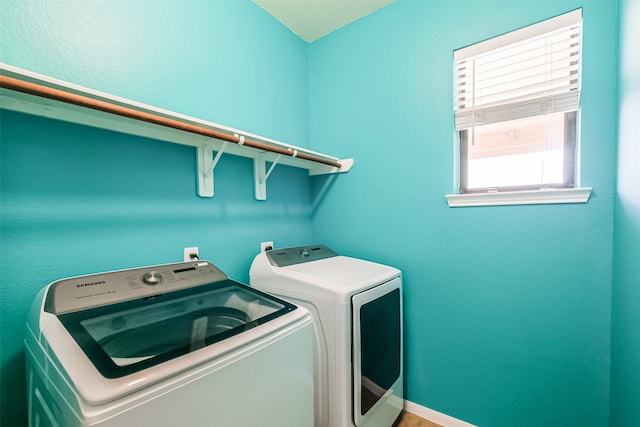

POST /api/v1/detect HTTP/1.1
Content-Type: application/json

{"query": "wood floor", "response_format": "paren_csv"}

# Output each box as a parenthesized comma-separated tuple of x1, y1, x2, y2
(393, 411, 444, 427)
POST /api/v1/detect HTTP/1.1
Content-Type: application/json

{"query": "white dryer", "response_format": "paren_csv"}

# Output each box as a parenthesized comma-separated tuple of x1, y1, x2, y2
(25, 260, 314, 427)
(250, 245, 403, 427)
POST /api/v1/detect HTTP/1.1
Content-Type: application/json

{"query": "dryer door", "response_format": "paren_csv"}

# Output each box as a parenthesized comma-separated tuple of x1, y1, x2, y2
(351, 277, 403, 426)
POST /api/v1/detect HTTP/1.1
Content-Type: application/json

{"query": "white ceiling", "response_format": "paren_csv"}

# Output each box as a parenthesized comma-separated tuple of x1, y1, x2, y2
(253, 0, 396, 43)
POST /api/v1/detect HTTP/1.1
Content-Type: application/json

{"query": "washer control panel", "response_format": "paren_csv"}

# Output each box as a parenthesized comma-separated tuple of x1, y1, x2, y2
(44, 261, 227, 314)
(266, 245, 338, 267)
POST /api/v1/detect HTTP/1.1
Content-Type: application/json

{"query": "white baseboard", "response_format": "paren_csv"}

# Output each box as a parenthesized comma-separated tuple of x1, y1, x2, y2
(403, 400, 477, 427)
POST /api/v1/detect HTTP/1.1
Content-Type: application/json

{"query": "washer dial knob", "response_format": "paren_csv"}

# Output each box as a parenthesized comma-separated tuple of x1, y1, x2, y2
(142, 271, 164, 286)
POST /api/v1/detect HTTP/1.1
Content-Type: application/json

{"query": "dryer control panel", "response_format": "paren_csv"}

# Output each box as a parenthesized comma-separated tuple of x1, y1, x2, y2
(265, 245, 338, 267)
(44, 261, 227, 314)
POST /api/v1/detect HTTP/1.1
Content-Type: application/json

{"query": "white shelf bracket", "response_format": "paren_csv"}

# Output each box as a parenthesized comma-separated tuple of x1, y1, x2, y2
(254, 152, 286, 200)
(197, 141, 229, 197)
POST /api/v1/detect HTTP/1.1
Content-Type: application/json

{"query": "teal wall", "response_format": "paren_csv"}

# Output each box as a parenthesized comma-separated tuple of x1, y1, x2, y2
(611, 0, 640, 425)
(0, 2, 313, 425)
(308, 1, 618, 426)
(0, 0, 309, 139)
(1, 1, 633, 427)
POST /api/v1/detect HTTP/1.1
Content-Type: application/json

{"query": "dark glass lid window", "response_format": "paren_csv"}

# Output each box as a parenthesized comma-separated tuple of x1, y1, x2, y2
(58, 280, 296, 378)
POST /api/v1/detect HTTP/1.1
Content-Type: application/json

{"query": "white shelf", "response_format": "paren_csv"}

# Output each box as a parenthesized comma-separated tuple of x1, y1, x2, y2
(0, 63, 353, 200)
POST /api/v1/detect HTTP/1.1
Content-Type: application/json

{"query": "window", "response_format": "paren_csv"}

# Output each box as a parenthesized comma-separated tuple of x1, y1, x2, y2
(452, 9, 584, 200)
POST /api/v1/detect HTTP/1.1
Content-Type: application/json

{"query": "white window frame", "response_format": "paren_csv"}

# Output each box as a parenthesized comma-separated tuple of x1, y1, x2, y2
(446, 9, 592, 207)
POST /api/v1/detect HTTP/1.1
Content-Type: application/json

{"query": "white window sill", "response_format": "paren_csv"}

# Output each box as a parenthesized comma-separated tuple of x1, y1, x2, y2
(445, 187, 592, 207)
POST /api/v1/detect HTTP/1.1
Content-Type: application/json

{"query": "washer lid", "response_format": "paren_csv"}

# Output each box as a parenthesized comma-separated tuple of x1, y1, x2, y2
(44, 261, 300, 379)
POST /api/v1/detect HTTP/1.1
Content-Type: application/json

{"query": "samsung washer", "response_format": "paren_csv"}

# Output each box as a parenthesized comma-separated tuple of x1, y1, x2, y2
(250, 245, 403, 427)
(25, 260, 314, 427)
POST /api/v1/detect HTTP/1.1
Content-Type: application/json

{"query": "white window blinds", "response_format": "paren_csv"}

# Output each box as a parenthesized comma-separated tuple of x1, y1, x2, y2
(454, 9, 582, 130)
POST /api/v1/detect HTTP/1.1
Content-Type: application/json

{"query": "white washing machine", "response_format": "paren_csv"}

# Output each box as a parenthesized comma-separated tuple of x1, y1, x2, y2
(250, 245, 403, 427)
(25, 260, 314, 427)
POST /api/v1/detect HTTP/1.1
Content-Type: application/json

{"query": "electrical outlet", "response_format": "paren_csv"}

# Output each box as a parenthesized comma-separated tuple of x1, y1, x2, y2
(184, 247, 199, 262)
(261, 241, 274, 252)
